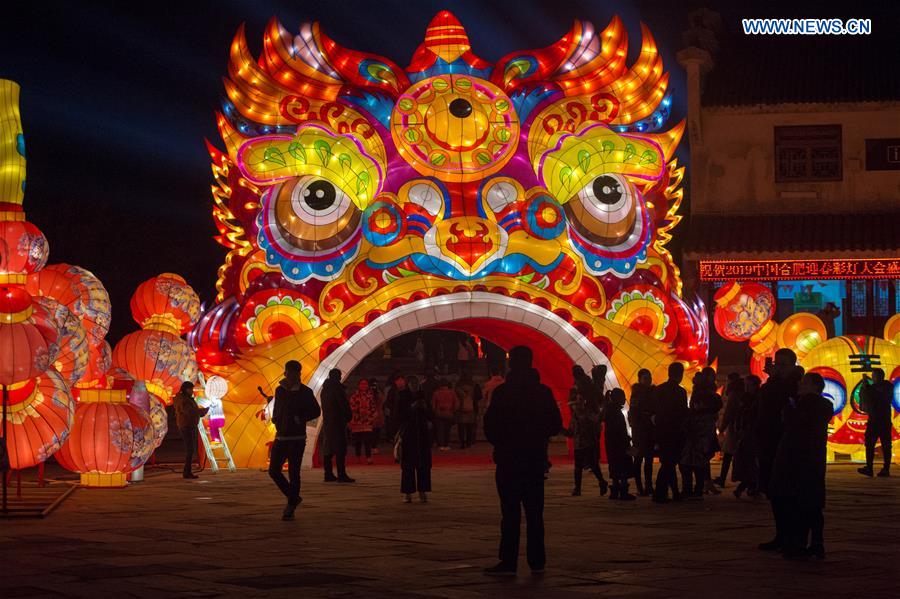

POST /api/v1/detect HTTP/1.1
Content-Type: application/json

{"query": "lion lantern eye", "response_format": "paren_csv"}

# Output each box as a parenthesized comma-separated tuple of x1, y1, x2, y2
(265, 175, 361, 254)
(565, 173, 637, 247)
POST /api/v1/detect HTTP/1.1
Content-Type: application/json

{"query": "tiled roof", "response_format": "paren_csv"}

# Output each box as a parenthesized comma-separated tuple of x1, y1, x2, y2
(684, 213, 900, 257)
(702, 34, 900, 106)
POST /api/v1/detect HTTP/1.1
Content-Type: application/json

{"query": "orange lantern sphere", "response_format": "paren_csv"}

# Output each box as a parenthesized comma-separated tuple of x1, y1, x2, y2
(2, 369, 75, 470)
(713, 281, 776, 342)
(0, 289, 59, 385)
(130, 273, 201, 335)
(776, 313, 827, 358)
(111, 329, 198, 404)
(26, 263, 111, 347)
(35, 296, 89, 385)
(0, 219, 48, 279)
(55, 388, 154, 487)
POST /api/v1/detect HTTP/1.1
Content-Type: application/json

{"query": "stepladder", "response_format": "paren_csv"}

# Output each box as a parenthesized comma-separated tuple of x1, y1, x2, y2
(198, 415, 236, 473)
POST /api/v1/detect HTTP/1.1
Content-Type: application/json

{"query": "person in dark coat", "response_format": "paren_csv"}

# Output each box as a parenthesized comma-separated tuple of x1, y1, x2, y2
(604, 388, 636, 500)
(420, 368, 441, 414)
(173, 381, 208, 479)
(768, 373, 833, 558)
(680, 370, 722, 498)
(483, 346, 562, 576)
(628, 369, 656, 496)
(571, 365, 609, 493)
(756, 348, 799, 551)
(267, 360, 321, 521)
(756, 349, 798, 498)
(561, 387, 605, 496)
(320, 368, 354, 483)
(652, 362, 689, 503)
(731, 375, 761, 498)
(858, 368, 893, 477)
(397, 375, 433, 503)
(715, 373, 744, 486)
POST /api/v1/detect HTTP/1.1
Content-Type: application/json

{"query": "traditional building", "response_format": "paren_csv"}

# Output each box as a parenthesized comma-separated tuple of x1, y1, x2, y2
(678, 10, 900, 369)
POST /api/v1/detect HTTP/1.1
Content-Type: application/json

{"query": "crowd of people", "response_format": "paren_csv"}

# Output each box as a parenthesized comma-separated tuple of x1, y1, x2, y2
(173, 341, 893, 572)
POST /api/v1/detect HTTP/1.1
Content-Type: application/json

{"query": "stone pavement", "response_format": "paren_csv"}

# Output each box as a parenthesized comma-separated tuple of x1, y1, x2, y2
(1, 460, 897, 598)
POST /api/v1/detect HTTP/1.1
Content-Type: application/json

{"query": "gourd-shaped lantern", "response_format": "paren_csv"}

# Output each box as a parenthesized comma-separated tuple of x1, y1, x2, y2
(111, 274, 200, 404)
(1, 369, 74, 470)
(55, 388, 154, 487)
(35, 296, 89, 385)
(130, 273, 201, 334)
(26, 263, 112, 349)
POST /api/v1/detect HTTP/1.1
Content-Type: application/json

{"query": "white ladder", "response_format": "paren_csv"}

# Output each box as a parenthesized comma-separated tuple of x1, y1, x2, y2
(198, 420, 236, 473)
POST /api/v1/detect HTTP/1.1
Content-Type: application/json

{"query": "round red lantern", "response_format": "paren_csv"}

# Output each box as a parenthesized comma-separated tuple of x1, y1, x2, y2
(111, 329, 198, 404)
(26, 263, 111, 347)
(0, 288, 59, 385)
(130, 273, 201, 335)
(713, 282, 776, 342)
(1, 369, 74, 470)
(55, 388, 154, 488)
(0, 219, 48, 280)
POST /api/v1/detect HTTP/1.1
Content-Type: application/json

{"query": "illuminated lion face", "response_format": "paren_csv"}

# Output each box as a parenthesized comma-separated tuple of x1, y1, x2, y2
(201, 12, 705, 366)
(191, 12, 717, 468)
(802, 336, 900, 457)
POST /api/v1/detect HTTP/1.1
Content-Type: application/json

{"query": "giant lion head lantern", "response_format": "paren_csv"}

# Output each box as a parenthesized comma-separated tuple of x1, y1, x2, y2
(192, 12, 708, 467)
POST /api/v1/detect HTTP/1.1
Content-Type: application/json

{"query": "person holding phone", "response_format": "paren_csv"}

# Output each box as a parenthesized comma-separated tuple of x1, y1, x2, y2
(858, 369, 893, 478)
(173, 381, 208, 479)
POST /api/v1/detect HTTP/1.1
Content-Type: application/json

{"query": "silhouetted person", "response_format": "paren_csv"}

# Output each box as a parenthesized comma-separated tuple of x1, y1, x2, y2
(398, 375, 433, 503)
(420, 368, 441, 414)
(320, 368, 354, 483)
(680, 370, 722, 498)
(859, 368, 893, 477)
(173, 381, 208, 479)
(757, 348, 799, 551)
(652, 362, 689, 503)
(571, 365, 609, 493)
(716, 373, 744, 486)
(605, 388, 636, 500)
(562, 388, 604, 496)
(768, 373, 832, 559)
(629, 369, 656, 496)
(455, 371, 480, 448)
(572, 365, 602, 414)
(731, 375, 761, 498)
(591, 364, 608, 402)
(268, 360, 320, 520)
(484, 346, 562, 576)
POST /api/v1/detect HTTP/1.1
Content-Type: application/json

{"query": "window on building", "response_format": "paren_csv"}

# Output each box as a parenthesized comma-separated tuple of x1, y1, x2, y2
(874, 280, 890, 317)
(850, 280, 867, 317)
(775, 125, 842, 182)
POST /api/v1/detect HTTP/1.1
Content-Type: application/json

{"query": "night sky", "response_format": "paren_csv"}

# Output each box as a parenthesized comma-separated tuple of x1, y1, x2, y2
(0, 0, 894, 342)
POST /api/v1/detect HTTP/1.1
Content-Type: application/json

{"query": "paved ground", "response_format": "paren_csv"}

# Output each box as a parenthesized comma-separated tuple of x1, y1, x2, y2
(1, 457, 897, 598)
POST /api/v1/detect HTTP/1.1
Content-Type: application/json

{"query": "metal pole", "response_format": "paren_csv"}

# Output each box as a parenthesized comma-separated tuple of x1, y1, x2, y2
(2, 383, 8, 514)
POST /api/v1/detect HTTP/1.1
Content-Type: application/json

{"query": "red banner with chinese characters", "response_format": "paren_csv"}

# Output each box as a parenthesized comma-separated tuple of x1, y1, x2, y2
(698, 258, 900, 281)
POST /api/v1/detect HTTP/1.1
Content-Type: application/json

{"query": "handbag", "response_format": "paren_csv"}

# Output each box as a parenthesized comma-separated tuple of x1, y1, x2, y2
(392, 427, 404, 463)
